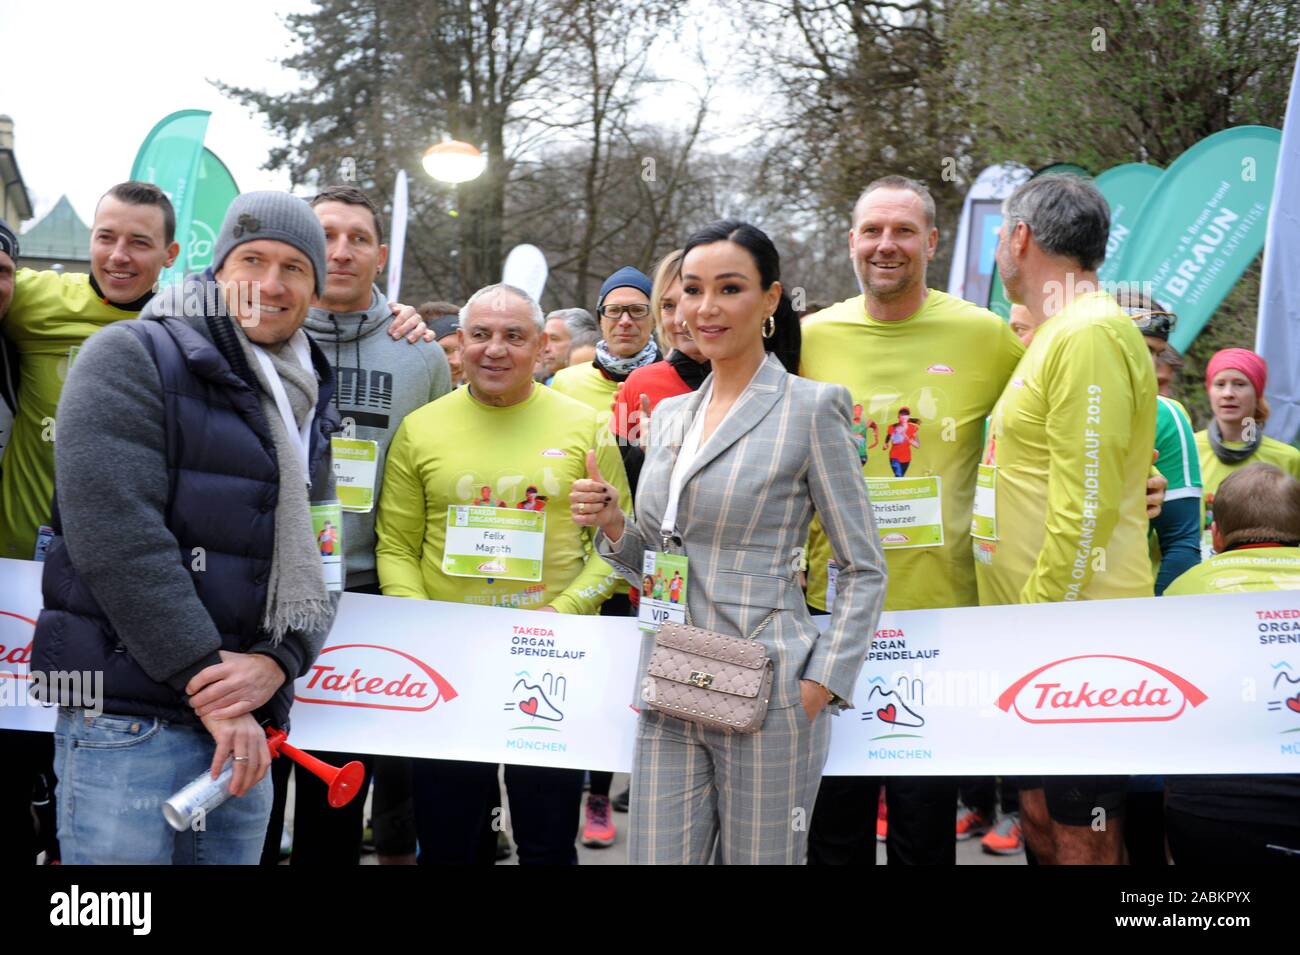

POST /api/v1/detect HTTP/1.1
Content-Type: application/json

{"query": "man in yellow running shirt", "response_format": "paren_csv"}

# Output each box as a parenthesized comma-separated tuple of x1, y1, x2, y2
(376, 282, 631, 864)
(802, 176, 1025, 865)
(977, 174, 1157, 865)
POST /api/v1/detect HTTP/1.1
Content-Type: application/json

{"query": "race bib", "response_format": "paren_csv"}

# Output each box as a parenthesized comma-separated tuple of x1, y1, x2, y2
(639, 551, 688, 633)
(866, 475, 944, 549)
(971, 464, 998, 542)
(33, 525, 54, 563)
(443, 506, 545, 581)
(331, 437, 379, 513)
(311, 501, 345, 592)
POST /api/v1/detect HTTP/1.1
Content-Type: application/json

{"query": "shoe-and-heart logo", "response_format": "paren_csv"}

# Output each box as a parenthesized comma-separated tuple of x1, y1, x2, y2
(510, 677, 565, 723)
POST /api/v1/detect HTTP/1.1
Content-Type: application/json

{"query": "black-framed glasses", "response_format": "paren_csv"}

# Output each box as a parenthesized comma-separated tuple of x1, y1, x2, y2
(1121, 306, 1177, 340)
(599, 303, 651, 321)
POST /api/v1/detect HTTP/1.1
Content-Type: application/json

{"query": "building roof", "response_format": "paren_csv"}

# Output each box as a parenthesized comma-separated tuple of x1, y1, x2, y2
(19, 195, 90, 261)
(0, 150, 33, 222)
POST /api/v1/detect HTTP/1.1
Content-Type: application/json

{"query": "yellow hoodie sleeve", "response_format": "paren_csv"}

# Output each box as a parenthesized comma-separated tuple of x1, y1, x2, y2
(1022, 323, 1137, 603)
(548, 433, 634, 615)
(375, 419, 430, 599)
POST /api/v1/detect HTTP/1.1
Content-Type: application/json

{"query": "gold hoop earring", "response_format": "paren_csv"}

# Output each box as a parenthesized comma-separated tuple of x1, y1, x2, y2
(763, 314, 775, 338)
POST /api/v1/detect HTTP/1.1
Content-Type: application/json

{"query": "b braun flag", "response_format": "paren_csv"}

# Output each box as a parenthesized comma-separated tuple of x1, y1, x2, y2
(1256, 51, 1300, 446)
(1095, 162, 1164, 285)
(1109, 125, 1281, 354)
(129, 110, 212, 287)
(386, 169, 408, 303)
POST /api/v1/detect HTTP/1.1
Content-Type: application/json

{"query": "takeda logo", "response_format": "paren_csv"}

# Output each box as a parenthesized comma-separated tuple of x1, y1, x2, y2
(997, 654, 1207, 724)
(0, 610, 36, 679)
(926, 364, 954, 375)
(297, 644, 458, 712)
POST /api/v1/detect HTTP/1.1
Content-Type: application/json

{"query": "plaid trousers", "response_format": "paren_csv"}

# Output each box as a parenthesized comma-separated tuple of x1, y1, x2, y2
(628, 704, 832, 864)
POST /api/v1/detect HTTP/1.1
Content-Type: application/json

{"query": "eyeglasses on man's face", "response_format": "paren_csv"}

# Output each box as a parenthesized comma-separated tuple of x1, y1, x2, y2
(599, 303, 651, 321)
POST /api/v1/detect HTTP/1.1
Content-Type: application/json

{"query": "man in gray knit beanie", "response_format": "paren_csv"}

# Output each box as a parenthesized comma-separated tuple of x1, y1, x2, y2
(215, 191, 328, 296)
(31, 191, 341, 864)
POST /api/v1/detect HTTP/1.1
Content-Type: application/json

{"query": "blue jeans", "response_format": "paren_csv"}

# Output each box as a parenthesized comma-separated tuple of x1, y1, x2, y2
(53, 708, 271, 864)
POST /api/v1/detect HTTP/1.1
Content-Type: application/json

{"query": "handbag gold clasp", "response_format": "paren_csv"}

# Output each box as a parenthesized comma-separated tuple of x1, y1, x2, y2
(687, 670, 714, 688)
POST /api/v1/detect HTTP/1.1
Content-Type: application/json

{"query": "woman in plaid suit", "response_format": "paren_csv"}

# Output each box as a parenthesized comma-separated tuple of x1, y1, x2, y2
(572, 221, 887, 864)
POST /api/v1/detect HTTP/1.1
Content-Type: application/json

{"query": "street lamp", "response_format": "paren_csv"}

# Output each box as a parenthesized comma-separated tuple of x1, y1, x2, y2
(421, 141, 486, 183)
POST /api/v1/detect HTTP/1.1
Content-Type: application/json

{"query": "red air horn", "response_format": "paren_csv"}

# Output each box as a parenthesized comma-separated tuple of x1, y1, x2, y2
(266, 728, 366, 808)
(163, 727, 365, 831)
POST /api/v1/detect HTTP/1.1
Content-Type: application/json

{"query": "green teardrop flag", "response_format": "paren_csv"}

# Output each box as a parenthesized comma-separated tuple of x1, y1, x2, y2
(1095, 163, 1163, 285)
(129, 109, 211, 287)
(187, 148, 240, 273)
(1107, 126, 1281, 352)
(987, 162, 1090, 318)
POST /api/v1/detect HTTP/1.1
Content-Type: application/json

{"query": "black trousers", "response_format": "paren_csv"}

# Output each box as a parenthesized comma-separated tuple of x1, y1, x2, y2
(959, 777, 1021, 816)
(371, 755, 417, 855)
(587, 593, 634, 800)
(808, 775, 958, 865)
(260, 749, 376, 865)
(0, 728, 56, 864)
(411, 758, 583, 865)
(1166, 808, 1300, 865)
(1124, 790, 1168, 865)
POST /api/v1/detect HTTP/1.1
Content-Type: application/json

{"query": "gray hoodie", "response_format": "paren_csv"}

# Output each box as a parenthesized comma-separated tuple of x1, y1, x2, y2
(303, 286, 451, 588)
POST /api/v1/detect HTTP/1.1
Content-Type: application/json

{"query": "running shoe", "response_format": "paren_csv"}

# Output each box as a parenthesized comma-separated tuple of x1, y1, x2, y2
(980, 813, 1025, 855)
(956, 806, 992, 841)
(582, 794, 616, 847)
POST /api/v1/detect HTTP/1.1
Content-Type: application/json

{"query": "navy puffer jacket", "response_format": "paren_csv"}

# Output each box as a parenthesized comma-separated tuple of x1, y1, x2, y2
(33, 291, 340, 729)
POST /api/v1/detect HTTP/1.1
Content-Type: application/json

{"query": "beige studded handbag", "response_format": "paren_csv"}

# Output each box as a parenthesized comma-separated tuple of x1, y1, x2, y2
(645, 611, 776, 733)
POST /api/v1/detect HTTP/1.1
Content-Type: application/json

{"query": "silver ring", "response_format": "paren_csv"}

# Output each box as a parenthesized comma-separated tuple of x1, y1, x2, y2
(232, 756, 250, 763)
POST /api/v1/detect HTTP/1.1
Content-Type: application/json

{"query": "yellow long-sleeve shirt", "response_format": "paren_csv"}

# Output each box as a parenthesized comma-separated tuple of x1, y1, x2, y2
(376, 383, 631, 614)
(974, 292, 1157, 605)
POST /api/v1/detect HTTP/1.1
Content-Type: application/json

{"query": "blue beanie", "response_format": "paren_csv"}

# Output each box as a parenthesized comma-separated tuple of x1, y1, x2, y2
(597, 266, 653, 310)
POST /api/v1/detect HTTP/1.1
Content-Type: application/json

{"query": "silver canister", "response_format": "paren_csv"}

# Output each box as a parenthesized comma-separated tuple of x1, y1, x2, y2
(162, 761, 235, 832)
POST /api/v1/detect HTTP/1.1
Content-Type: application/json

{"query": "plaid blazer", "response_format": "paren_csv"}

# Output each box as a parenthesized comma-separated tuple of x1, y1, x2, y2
(597, 354, 886, 709)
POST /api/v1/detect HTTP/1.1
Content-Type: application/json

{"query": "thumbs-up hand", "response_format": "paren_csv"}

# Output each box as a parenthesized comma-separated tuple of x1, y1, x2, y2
(571, 449, 624, 542)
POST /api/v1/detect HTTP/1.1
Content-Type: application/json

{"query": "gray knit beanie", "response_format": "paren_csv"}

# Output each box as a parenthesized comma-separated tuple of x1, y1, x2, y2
(213, 192, 328, 296)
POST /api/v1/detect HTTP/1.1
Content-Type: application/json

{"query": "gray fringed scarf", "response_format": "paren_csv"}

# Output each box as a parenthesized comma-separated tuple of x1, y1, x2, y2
(234, 327, 335, 642)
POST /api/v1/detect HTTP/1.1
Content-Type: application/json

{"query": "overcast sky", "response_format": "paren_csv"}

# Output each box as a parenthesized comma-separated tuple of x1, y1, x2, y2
(0, 0, 756, 233)
(0, 0, 314, 227)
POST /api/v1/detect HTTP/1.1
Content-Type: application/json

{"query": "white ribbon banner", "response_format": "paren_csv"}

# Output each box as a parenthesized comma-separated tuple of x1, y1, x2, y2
(3, 558, 1299, 775)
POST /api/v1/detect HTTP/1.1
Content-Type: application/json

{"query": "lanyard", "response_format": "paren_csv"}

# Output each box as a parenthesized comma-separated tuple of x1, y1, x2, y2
(250, 331, 317, 485)
(661, 382, 715, 541)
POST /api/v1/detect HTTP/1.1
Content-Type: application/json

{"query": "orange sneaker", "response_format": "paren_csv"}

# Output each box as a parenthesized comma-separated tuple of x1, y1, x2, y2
(980, 813, 1025, 855)
(955, 806, 992, 841)
(875, 790, 887, 843)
